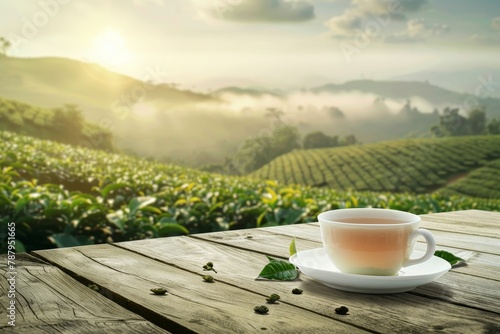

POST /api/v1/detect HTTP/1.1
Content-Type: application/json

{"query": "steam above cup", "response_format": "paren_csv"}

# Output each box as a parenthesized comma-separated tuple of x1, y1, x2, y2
(318, 208, 436, 276)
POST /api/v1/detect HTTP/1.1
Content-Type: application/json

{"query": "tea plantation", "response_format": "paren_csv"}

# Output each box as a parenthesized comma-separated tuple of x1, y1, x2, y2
(436, 159, 500, 198)
(251, 136, 500, 195)
(2, 131, 500, 253)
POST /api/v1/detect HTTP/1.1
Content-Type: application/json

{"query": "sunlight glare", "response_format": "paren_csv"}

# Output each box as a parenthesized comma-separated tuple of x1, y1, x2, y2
(90, 30, 133, 69)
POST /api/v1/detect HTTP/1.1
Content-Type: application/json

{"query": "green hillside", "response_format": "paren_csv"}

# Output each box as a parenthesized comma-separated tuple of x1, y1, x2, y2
(2, 131, 500, 253)
(0, 96, 114, 150)
(0, 56, 213, 120)
(250, 136, 500, 195)
(437, 159, 500, 198)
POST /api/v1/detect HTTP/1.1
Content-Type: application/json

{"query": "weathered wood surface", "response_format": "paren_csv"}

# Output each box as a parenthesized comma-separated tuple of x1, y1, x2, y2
(118, 235, 500, 333)
(34, 244, 365, 333)
(0, 253, 169, 334)
(22, 210, 500, 334)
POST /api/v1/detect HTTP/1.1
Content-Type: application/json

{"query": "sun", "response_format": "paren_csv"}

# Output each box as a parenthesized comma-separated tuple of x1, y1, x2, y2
(90, 30, 133, 69)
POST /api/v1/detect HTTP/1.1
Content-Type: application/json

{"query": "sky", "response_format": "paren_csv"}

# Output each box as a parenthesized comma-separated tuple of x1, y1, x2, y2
(1, 0, 499, 90)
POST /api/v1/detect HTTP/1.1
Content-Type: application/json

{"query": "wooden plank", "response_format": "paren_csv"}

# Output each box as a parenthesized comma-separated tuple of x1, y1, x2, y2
(308, 210, 500, 238)
(116, 236, 500, 333)
(422, 210, 500, 227)
(193, 228, 500, 314)
(424, 210, 500, 222)
(33, 245, 367, 334)
(423, 229, 500, 255)
(420, 213, 500, 238)
(413, 244, 500, 282)
(0, 253, 168, 334)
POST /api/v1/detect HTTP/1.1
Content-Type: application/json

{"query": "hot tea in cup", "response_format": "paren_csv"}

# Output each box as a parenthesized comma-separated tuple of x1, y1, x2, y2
(318, 208, 436, 276)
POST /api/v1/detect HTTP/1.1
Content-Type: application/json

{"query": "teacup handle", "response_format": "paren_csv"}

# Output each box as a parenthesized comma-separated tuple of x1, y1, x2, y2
(404, 229, 436, 267)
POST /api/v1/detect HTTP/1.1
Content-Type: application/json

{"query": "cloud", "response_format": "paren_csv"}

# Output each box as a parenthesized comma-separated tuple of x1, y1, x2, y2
(324, 0, 428, 38)
(352, 0, 427, 19)
(386, 18, 449, 43)
(466, 17, 500, 46)
(492, 17, 500, 31)
(324, 9, 363, 38)
(199, 0, 315, 23)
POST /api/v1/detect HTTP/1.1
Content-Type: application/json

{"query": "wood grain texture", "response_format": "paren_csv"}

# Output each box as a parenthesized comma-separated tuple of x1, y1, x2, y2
(13, 210, 500, 334)
(117, 236, 500, 334)
(0, 253, 169, 334)
(420, 216, 500, 238)
(193, 227, 500, 314)
(33, 245, 366, 334)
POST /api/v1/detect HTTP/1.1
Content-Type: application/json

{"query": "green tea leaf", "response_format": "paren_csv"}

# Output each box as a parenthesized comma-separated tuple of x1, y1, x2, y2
(50, 233, 81, 248)
(129, 196, 156, 215)
(257, 256, 299, 281)
(107, 210, 125, 230)
(289, 237, 297, 257)
(434, 250, 465, 266)
(101, 183, 128, 198)
(158, 222, 189, 236)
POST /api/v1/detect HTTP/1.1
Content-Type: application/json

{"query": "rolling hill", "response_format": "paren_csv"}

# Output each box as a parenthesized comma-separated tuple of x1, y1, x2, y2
(0, 56, 213, 121)
(0, 96, 114, 150)
(250, 136, 500, 197)
(391, 67, 500, 99)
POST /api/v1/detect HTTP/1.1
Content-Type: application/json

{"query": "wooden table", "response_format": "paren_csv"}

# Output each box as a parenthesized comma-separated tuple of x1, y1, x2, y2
(2, 210, 500, 333)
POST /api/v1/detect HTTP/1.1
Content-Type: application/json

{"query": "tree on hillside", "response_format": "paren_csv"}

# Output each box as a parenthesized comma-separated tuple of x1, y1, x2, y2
(488, 118, 500, 135)
(467, 109, 486, 135)
(272, 125, 301, 156)
(53, 104, 84, 144)
(432, 107, 468, 137)
(234, 134, 273, 174)
(430, 107, 491, 137)
(399, 100, 421, 116)
(303, 131, 338, 149)
(265, 107, 284, 120)
(233, 125, 300, 174)
(341, 134, 358, 146)
(0, 37, 11, 56)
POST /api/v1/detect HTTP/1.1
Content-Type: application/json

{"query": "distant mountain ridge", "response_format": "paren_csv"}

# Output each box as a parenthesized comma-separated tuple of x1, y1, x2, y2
(213, 86, 285, 98)
(313, 80, 462, 105)
(215, 79, 500, 118)
(391, 68, 500, 98)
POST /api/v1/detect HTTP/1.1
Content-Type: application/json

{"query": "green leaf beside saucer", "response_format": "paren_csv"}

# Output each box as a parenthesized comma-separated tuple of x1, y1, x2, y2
(434, 250, 465, 266)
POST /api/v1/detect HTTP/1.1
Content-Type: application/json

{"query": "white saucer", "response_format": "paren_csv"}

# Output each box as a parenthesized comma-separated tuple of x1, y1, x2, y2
(289, 248, 451, 294)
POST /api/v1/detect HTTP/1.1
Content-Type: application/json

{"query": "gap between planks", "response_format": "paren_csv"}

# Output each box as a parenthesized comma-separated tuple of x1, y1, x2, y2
(33, 245, 373, 332)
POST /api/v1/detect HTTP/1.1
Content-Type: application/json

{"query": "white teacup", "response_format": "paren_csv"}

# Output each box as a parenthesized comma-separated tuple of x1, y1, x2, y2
(318, 208, 436, 276)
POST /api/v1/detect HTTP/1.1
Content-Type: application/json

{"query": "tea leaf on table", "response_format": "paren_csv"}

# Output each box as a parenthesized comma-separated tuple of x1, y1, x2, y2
(289, 237, 297, 257)
(257, 256, 299, 281)
(434, 250, 466, 266)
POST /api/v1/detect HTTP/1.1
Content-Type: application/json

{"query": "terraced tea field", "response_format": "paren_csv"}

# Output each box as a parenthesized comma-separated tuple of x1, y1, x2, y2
(0, 96, 112, 150)
(437, 159, 500, 198)
(251, 136, 500, 195)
